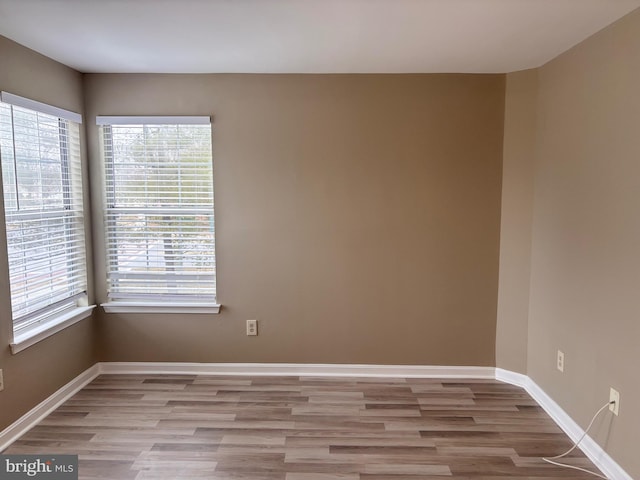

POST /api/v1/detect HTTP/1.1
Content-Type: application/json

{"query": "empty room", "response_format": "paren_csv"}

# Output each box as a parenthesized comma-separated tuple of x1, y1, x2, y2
(0, 0, 639, 479)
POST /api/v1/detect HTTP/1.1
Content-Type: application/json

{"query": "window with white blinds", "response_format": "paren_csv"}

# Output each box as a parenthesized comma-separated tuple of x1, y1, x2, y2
(97, 116, 216, 305)
(0, 92, 87, 335)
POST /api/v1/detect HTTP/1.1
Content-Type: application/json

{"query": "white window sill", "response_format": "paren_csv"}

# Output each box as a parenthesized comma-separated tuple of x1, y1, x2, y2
(10, 305, 96, 355)
(101, 302, 221, 314)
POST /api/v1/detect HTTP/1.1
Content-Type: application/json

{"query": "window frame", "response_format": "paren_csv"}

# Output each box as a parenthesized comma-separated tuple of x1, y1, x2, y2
(96, 115, 220, 314)
(0, 92, 94, 353)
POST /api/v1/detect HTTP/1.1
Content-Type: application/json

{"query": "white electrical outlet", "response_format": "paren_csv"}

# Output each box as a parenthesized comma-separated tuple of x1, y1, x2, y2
(609, 388, 620, 415)
(557, 350, 564, 372)
(246, 320, 258, 336)
(0, 369, 4, 391)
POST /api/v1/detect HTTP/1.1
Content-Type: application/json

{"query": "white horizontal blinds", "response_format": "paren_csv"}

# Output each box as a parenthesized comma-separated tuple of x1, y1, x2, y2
(100, 120, 216, 302)
(0, 101, 87, 334)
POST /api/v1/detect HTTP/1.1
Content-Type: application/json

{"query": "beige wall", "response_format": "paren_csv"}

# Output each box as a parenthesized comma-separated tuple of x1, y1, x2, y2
(0, 36, 96, 432)
(520, 9, 640, 478)
(84, 74, 505, 366)
(495, 70, 537, 374)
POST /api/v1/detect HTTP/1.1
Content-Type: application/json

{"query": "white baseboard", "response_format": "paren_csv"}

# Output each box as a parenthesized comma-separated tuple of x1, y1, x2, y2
(97, 362, 495, 378)
(0, 362, 632, 479)
(0, 364, 100, 453)
(495, 367, 528, 388)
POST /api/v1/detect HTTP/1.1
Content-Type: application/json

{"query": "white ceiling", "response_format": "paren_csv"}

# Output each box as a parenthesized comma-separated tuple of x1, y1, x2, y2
(0, 0, 638, 74)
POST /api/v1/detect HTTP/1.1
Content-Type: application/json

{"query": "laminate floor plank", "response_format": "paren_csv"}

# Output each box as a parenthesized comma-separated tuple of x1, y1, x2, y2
(3, 376, 606, 479)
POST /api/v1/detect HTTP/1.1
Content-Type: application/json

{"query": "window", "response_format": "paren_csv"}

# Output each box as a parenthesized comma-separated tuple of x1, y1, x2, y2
(0, 92, 89, 340)
(97, 116, 217, 312)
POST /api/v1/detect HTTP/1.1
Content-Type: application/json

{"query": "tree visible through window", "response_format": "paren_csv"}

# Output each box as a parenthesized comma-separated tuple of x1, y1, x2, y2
(98, 117, 216, 304)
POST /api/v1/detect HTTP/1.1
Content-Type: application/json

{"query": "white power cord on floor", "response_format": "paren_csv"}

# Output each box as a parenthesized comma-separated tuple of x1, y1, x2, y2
(542, 401, 614, 479)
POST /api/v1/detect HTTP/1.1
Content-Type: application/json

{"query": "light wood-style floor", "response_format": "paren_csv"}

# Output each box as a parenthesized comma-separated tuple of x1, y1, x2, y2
(4, 375, 604, 479)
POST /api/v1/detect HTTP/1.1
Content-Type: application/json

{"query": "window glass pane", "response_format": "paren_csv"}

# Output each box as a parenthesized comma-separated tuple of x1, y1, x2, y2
(102, 122, 216, 302)
(0, 100, 87, 333)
